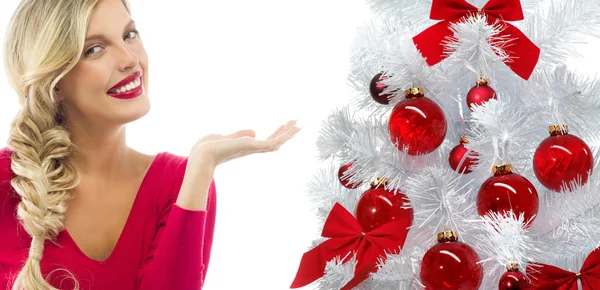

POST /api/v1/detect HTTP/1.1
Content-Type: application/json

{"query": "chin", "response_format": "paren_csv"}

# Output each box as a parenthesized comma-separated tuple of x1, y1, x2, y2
(114, 94, 151, 124)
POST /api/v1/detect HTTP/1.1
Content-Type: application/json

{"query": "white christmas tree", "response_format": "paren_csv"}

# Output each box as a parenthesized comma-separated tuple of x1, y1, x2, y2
(290, 0, 600, 289)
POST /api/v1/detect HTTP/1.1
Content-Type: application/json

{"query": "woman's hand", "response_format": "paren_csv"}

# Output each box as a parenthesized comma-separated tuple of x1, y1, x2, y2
(176, 120, 301, 210)
(189, 119, 301, 172)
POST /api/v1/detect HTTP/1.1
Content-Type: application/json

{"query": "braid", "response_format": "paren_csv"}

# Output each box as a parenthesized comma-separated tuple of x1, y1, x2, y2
(8, 97, 80, 289)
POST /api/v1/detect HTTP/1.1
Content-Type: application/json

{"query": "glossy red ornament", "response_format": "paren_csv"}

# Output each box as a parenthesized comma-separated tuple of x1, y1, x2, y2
(499, 265, 529, 290)
(533, 125, 594, 192)
(466, 78, 497, 110)
(388, 88, 447, 155)
(477, 165, 539, 227)
(355, 178, 413, 232)
(449, 136, 478, 174)
(338, 163, 362, 189)
(420, 231, 483, 290)
(369, 72, 393, 104)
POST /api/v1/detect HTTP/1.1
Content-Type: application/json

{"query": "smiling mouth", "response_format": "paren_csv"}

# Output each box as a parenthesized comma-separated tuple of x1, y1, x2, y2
(107, 76, 142, 94)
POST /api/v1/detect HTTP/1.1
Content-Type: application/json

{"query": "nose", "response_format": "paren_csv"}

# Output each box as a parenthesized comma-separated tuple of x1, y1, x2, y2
(116, 43, 139, 72)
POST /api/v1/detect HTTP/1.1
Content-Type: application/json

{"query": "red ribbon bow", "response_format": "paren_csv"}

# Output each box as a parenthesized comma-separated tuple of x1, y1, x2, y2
(412, 0, 540, 80)
(290, 203, 411, 290)
(526, 247, 600, 289)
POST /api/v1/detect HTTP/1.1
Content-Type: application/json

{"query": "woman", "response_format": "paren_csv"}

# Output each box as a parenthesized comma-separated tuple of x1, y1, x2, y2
(0, 0, 300, 289)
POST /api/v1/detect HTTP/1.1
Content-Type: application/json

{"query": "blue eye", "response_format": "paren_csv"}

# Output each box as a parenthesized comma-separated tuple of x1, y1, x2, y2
(83, 29, 140, 57)
(84, 45, 102, 57)
(125, 29, 140, 40)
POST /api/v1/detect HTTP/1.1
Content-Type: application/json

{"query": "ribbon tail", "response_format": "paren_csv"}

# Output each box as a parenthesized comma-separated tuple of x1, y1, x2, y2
(340, 263, 377, 290)
(340, 237, 389, 290)
(290, 238, 357, 289)
(496, 23, 540, 80)
(413, 21, 455, 67)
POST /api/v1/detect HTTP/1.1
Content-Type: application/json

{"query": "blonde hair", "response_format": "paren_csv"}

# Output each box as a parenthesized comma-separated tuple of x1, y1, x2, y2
(3, 0, 131, 289)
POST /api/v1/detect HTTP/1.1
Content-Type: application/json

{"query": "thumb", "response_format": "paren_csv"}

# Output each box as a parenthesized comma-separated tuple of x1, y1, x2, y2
(228, 129, 256, 138)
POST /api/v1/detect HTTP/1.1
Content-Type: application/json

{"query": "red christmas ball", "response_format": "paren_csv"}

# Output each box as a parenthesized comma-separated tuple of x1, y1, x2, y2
(477, 165, 539, 227)
(499, 267, 529, 290)
(420, 232, 483, 290)
(369, 72, 393, 104)
(338, 163, 362, 189)
(533, 125, 593, 192)
(466, 78, 497, 111)
(449, 136, 478, 174)
(388, 88, 447, 155)
(355, 178, 413, 232)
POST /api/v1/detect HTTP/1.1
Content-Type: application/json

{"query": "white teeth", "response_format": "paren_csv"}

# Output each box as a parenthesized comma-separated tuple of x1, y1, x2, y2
(111, 77, 141, 94)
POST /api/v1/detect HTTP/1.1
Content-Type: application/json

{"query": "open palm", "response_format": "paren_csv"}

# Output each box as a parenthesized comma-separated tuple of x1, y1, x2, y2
(190, 119, 301, 169)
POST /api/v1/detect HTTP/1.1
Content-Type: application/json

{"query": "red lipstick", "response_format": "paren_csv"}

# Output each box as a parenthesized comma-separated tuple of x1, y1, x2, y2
(107, 71, 143, 100)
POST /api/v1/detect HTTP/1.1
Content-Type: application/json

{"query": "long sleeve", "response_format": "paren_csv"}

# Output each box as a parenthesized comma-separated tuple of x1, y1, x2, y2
(136, 157, 217, 290)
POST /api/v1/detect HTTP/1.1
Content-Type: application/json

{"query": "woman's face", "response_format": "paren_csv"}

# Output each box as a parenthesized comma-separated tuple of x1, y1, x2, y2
(57, 0, 149, 127)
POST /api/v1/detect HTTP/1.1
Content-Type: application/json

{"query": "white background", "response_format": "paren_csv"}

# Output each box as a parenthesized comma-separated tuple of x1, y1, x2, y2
(1, 1, 599, 290)
(0, 0, 373, 289)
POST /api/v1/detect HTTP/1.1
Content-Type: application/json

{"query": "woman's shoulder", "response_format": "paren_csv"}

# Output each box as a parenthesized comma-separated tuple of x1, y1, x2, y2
(153, 151, 188, 179)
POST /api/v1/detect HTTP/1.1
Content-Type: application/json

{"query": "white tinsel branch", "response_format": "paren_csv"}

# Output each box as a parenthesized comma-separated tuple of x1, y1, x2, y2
(470, 211, 542, 289)
(442, 14, 510, 81)
(530, 173, 600, 266)
(402, 165, 480, 245)
(517, 65, 600, 137)
(315, 106, 359, 160)
(466, 99, 540, 174)
(524, 0, 600, 70)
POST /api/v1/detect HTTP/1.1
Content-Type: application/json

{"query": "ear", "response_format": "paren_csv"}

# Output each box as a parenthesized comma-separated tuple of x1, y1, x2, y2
(54, 87, 64, 101)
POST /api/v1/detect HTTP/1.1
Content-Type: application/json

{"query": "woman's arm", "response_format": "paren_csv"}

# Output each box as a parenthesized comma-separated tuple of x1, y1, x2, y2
(137, 119, 299, 289)
(175, 160, 215, 210)
(136, 161, 217, 290)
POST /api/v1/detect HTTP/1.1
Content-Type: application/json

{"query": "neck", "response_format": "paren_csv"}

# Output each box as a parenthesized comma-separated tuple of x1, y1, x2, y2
(67, 120, 131, 177)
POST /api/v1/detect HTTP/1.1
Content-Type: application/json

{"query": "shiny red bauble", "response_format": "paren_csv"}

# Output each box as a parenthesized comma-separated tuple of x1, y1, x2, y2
(499, 268, 529, 290)
(355, 178, 413, 232)
(420, 232, 483, 290)
(369, 72, 393, 105)
(338, 163, 362, 189)
(449, 136, 478, 174)
(466, 78, 497, 110)
(477, 165, 539, 227)
(388, 88, 447, 155)
(533, 125, 593, 192)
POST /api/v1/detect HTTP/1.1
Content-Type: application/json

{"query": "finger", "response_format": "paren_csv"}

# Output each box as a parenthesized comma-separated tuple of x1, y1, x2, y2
(258, 125, 301, 152)
(268, 120, 297, 140)
(267, 125, 286, 140)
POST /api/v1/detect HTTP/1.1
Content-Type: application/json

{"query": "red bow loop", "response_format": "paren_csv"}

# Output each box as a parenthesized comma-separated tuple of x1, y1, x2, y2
(414, 0, 539, 80)
(290, 203, 410, 289)
(429, 0, 524, 23)
(527, 248, 600, 290)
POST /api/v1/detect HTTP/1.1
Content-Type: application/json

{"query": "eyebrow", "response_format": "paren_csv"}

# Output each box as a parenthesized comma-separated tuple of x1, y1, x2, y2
(85, 19, 135, 42)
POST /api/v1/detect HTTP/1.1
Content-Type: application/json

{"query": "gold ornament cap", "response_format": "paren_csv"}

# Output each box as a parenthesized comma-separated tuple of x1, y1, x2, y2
(460, 136, 469, 144)
(506, 263, 520, 271)
(404, 87, 424, 99)
(370, 177, 388, 189)
(549, 125, 568, 136)
(476, 77, 489, 86)
(437, 231, 458, 242)
(492, 164, 513, 176)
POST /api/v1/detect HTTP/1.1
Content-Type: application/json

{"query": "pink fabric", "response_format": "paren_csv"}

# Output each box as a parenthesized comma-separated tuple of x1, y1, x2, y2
(0, 147, 216, 290)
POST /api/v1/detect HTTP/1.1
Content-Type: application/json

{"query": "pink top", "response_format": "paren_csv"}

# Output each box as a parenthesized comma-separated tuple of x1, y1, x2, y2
(0, 147, 217, 290)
